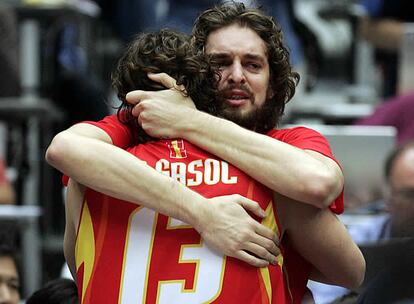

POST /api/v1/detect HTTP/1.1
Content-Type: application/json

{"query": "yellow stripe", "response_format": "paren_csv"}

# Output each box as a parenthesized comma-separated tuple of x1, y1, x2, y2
(259, 266, 272, 302)
(261, 202, 283, 266)
(75, 201, 95, 304)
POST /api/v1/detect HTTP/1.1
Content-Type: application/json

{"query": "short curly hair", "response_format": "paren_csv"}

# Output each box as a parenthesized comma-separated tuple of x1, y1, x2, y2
(112, 29, 218, 143)
(192, 1, 300, 131)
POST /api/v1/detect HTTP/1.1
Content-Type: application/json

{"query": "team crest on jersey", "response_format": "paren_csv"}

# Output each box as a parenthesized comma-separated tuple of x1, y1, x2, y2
(167, 140, 187, 159)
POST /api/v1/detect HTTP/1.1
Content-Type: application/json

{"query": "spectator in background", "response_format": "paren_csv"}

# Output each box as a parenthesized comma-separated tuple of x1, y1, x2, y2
(358, 0, 414, 98)
(380, 140, 414, 238)
(26, 278, 78, 304)
(310, 140, 414, 303)
(0, 244, 20, 304)
(355, 91, 414, 144)
(356, 140, 414, 303)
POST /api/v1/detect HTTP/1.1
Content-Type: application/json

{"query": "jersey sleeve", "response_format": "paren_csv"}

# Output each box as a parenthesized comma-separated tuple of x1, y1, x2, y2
(83, 114, 135, 149)
(267, 127, 344, 214)
(62, 114, 136, 187)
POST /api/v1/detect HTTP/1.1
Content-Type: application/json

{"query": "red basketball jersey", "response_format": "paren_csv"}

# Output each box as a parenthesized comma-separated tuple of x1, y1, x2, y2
(75, 139, 290, 304)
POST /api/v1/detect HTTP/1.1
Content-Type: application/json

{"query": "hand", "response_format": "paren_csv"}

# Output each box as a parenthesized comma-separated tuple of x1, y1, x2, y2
(126, 73, 197, 139)
(195, 194, 280, 268)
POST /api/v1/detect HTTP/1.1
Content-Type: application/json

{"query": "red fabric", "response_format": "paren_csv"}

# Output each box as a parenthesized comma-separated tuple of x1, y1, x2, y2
(62, 115, 134, 186)
(72, 118, 346, 303)
(83, 114, 135, 149)
(267, 127, 344, 214)
(77, 139, 289, 303)
(267, 127, 345, 303)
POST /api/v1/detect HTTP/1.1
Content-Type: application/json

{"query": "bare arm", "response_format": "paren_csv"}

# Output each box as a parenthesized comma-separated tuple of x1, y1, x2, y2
(127, 74, 344, 208)
(64, 178, 85, 280)
(276, 193, 365, 289)
(46, 123, 279, 267)
(176, 113, 343, 208)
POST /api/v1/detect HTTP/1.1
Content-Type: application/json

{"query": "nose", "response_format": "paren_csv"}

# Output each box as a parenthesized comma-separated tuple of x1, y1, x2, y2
(227, 61, 246, 85)
(0, 283, 12, 303)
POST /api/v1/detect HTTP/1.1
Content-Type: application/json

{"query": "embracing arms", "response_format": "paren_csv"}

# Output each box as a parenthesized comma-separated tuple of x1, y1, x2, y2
(277, 193, 365, 289)
(127, 73, 344, 208)
(46, 123, 279, 267)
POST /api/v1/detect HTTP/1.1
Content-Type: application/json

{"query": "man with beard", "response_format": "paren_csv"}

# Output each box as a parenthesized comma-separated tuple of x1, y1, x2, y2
(46, 2, 365, 302)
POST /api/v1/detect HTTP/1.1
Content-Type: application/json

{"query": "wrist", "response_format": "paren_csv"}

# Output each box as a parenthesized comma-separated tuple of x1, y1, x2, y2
(189, 198, 213, 234)
(179, 110, 213, 140)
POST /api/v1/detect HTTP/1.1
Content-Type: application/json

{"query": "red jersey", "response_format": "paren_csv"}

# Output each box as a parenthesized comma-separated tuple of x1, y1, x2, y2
(83, 115, 345, 304)
(75, 138, 288, 304)
(267, 127, 344, 303)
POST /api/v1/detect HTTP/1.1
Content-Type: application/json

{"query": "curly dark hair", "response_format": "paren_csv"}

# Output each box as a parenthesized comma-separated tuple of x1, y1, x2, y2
(112, 29, 219, 143)
(192, 1, 300, 131)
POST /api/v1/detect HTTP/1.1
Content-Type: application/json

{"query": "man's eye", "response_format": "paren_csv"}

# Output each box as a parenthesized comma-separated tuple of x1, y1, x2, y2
(247, 63, 261, 70)
(217, 61, 230, 67)
(8, 282, 19, 290)
(211, 58, 230, 68)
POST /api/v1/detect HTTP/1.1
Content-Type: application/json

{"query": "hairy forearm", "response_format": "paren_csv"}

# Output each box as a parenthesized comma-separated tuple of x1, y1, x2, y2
(180, 111, 342, 207)
(46, 130, 208, 229)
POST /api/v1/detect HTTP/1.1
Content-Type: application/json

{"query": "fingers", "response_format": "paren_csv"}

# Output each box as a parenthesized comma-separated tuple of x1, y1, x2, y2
(242, 242, 279, 266)
(132, 103, 142, 117)
(126, 90, 151, 105)
(250, 232, 280, 257)
(236, 195, 266, 218)
(148, 72, 183, 90)
(234, 250, 270, 268)
(254, 222, 279, 246)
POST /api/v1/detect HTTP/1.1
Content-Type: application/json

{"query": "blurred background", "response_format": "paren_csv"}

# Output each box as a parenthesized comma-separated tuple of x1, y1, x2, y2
(0, 0, 413, 303)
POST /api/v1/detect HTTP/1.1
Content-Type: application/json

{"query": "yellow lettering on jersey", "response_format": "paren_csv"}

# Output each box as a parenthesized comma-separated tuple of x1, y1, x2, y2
(75, 201, 95, 304)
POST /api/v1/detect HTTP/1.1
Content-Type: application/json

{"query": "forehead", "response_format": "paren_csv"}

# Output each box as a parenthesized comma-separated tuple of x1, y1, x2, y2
(0, 256, 18, 281)
(205, 24, 267, 59)
(391, 148, 414, 187)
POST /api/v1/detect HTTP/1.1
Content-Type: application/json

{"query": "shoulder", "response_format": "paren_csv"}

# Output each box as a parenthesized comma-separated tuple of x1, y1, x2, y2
(86, 114, 136, 148)
(267, 126, 329, 149)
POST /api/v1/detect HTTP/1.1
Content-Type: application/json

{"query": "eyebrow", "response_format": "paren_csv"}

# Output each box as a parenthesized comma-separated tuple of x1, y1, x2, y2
(210, 52, 266, 63)
(244, 54, 266, 63)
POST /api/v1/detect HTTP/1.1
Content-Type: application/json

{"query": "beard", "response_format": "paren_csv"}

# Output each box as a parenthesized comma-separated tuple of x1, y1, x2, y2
(215, 84, 275, 132)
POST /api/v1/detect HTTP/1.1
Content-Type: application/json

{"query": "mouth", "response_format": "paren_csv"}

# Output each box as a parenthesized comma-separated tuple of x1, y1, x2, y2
(224, 89, 251, 106)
